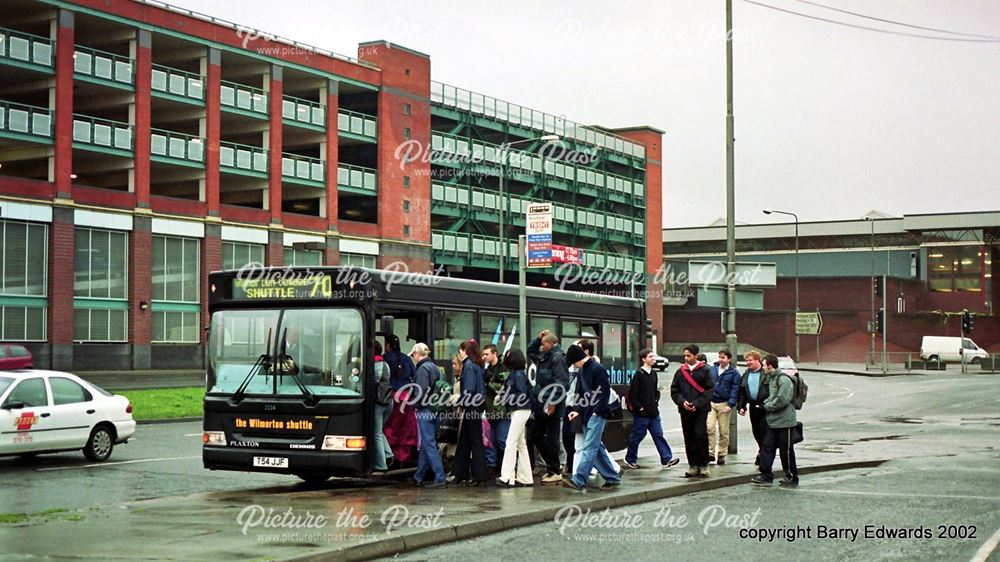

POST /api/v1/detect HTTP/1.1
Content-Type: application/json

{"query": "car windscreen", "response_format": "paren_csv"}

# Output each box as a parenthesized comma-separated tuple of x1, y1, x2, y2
(0, 376, 13, 395)
(208, 307, 365, 398)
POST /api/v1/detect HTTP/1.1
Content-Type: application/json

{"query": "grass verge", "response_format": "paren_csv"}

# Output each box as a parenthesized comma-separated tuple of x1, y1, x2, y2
(120, 387, 204, 421)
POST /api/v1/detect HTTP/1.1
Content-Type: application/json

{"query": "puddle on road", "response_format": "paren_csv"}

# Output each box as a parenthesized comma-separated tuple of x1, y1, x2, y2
(881, 417, 924, 424)
(858, 435, 908, 442)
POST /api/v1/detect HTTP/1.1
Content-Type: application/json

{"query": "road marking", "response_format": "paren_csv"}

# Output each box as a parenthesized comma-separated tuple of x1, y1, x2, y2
(784, 488, 1000, 502)
(184, 433, 202, 437)
(38, 456, 200, 472)
(971, 524, 1000, 562)
(813, 382, 854, 407)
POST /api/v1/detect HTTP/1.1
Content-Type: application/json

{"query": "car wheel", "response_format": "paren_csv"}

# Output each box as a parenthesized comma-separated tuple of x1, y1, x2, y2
(928, 355, 939, 363)
(83, 425, 115, 462)
(970, 357, 981, 365)
(296, 473, 330, 485)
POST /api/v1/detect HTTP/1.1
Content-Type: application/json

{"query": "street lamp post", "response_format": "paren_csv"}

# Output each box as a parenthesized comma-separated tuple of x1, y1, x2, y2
(763, 209, 799, 362)
(498, 134, 559, 284)
(865, 216, 875, 366)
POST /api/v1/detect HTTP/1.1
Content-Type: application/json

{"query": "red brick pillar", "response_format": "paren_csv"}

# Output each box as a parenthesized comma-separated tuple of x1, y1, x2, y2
(611, 127, 664, 347)
(48, 207, 75, 370)
(130, 217, 153, 369)
(358, 41, 432, 272)
(267, 65, 283, 224)
(204, 48, 222, 216)
(202, 226, 222, 347)
(52, 10, 74, 199)
(132, 30, 152, 208)
(266, 230, 284, 267)
(325, 79, 339, 230)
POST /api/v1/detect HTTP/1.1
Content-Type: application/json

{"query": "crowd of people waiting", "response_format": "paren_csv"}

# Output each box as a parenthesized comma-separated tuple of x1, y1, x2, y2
(371, 334, 800, 490)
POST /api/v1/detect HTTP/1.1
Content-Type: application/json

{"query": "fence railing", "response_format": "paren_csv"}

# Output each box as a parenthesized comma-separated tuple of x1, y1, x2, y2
(150, 128, 204, 163)
(151, 64, 205, 101)
(282, 95, 325, 128)
(0, 101, 52, 139)
(73, 115, 133, 150)
(0, 27, 53, 67)
(220, 80, 268, 116)
(337, 163, 377, 192)
(337, 109, 376, 138)
(219, 141, 267, 174)
(281, 153, 325, 183)
(74, 45, 133, 84)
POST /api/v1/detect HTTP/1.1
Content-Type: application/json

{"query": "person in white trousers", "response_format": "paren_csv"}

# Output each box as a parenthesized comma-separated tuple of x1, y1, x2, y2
(497, 349, 534, 487)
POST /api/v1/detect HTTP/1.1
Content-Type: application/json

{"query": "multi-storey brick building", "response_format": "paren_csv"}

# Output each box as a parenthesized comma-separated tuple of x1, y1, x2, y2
(0, 0, 663, 370)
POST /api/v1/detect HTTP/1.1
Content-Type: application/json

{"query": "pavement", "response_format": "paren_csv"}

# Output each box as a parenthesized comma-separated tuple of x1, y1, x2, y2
(74, 369, 205, 390)
(798, 362, 1000, 377)
(0, 449, 886, 562)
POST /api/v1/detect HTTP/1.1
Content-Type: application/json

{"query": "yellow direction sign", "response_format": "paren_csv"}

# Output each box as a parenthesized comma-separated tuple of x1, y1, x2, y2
(795, 312, 823, 335)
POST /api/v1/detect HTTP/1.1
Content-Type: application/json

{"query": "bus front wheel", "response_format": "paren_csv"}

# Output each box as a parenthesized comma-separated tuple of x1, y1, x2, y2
(296, 473, 330, 485)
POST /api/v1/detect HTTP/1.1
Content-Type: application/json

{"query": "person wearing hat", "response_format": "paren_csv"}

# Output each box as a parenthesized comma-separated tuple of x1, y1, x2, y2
(562, 342, 622, 491)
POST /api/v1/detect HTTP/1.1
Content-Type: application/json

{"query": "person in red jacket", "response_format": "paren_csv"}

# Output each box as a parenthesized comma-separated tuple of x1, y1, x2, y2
(670, 344, 715, 477)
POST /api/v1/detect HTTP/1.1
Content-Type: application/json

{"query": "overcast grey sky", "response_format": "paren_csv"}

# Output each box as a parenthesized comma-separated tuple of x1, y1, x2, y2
(168, 0, 1000, 228)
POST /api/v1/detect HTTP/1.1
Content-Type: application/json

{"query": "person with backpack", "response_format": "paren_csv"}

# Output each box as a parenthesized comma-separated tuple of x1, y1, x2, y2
(383, 336, 414, 391)
(737, 350, 770, 467)
(750, 354, 799, 487)
(372, 341, 394, 472)
(623, 348, 680, 470)
(670, 344, 715, 478)
(706, 349, 742, 466)
(449, 339, 488, 486)
(482, 344, 509, 475)
(409, 343, 447, 488)
(496, 348, 533, 488)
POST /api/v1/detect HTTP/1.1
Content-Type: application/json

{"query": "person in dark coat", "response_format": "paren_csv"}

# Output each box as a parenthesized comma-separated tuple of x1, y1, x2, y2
(624, 348, 680, 469)
(562, 343, 622, 491)
(737, 350, 770, 466)
(670, 344, 715, 477)
(449, 339, 488, 486)
(527, 330, 570, 484)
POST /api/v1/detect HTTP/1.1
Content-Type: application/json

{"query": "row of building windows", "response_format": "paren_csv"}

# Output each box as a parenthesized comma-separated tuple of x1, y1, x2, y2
(0, 219, 378, 343)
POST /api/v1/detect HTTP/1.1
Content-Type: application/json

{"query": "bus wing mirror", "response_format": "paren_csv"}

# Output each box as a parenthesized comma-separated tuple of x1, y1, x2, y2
(380, 315, 394, 338)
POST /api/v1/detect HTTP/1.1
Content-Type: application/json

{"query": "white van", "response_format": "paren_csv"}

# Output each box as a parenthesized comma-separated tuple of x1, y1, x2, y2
(920, 336, 988, 363)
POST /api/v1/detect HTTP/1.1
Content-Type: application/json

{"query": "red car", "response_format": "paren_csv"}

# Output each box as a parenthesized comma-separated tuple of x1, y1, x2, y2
(0, 345, 33, 370)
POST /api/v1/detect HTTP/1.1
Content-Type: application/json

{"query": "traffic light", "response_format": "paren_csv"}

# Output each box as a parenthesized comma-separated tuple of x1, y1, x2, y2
(875, 308, 884, 334)
(873, 277, 883, 297)
(645, 318, 654, 334)
(962, 311, 974, 333)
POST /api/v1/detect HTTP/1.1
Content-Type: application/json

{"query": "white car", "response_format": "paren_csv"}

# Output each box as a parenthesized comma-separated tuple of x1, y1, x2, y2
(0, 370, 136, 461)
(778, 356, 798, 376)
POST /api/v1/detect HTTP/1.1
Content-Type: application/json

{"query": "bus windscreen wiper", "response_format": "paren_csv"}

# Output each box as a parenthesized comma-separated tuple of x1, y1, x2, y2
(276, 327, 319, 407)
(231, 328, 273, 404)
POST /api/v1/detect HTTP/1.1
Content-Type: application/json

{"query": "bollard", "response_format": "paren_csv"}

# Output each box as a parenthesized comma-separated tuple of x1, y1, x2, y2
(728, 407, 738, 455)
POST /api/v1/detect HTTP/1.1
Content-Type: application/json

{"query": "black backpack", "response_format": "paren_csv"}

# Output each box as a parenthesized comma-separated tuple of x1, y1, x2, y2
(782, 372, 808, 410)
(375, 361, 393, 405)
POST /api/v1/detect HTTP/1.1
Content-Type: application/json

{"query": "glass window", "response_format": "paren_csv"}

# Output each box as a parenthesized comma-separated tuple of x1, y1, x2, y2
(625, 322, 639, 369)
(403, 103, 411, 115)
(152, 310, 200, 343)
(434, 309, 475, 363)
(4, 378, 47, 408)
(1, 306, 46, 341)
(152, 236, 199, 303)
(223, 241, 265, 271)
(479, 314, 519, 351)
(0, 376, 13, 396)
(927, 246, 983, 293)
(1, 220, 47, 296)
(74, 308, 127, 342)
(74, 228, 128, 299)
(50, 377, 92, 405)
(283, 248, 322, 267)
(530, 315, 558, 341)
(208, 307, 365, 397)
(10, 345, 30, 358)
(340, 253, 376, 269)
(601, 322, 624, 368)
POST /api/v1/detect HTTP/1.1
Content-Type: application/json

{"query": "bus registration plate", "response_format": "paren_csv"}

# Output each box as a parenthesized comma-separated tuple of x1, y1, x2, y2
(253, 456, 288, 468)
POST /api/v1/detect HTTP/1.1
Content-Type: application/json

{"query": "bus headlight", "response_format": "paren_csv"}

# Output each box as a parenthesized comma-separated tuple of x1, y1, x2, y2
(321, 436, 366, 451)
(203, 431, 226, 446)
